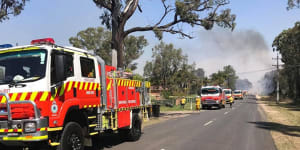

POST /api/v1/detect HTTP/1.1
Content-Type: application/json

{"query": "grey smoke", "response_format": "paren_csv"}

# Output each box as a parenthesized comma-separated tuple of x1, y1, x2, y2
(189, 28, 274, 94)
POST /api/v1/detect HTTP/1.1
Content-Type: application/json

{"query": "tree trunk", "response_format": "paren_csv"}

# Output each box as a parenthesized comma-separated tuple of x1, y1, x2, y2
(111, 0, 125, 69)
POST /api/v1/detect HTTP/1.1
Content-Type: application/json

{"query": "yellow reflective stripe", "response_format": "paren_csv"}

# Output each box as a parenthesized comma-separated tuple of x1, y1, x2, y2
(50, 142, 60, 146)
(0, 47, 40, 54)
(79, 82, 84, 90)
(8, 129, 13, 133)
(1, 96, 6, 103)
(118, 79, 121, 86)
(107, 80, 112, 91)
(89, 105, 92, 108)
(59, 83, 66, 96)
(67, 81, 73, 92)
(40, 92, 48, 101)
(121, 80, 124, 86)
(39, 128, 46, 131)
(93, 83, 98, 90)
(90, 132, 99, 136)
(3, 135, 48, 141)
(56, 47, 93, 57)
(30, 92, 38, 101)
(50, 88, 57, 101)
(19, 92, 27, 101)
(98, 83, 101, 90)
(84, 105, 87, 108)
(0, 129, 4, 132)
(10, 93, 18, 101)
(84, 82, 89, 90)
(74, 81, 79, 88)
(47, 127, 63, 132)
(89, 82, 94, 90)
(88, 116, 96, 119)
(89, 124, 97, 127)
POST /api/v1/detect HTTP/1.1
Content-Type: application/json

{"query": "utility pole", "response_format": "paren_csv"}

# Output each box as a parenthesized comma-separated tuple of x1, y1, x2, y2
(272, 51, 280, 104)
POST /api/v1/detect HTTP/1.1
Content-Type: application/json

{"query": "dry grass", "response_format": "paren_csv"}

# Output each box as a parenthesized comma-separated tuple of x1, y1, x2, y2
(258, 97, 300, 150)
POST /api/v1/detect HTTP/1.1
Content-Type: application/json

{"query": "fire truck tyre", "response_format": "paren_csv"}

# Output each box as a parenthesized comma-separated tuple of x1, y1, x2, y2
(57, 122, 84, 150)
(119, 114, 142, 141)
(128, 114, 142, 141)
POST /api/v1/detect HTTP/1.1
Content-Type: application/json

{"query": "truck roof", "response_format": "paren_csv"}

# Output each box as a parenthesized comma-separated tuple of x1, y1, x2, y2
(202, 85, 221, 89)
(0, 44, 96, 56)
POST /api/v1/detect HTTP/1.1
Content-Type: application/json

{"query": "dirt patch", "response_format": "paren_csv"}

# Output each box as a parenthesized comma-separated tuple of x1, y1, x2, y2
(258, 99, 300, 150)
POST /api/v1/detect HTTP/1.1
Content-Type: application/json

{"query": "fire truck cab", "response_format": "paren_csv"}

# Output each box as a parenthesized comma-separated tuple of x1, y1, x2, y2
(233, 90, 243, 100)
(0, 38, 151, 149)
(223, 89, 234, 104)
(201, 86, 225, 109)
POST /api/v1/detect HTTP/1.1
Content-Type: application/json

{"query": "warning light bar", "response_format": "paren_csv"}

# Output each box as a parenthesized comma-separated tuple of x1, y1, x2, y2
(0, 44, 13, 49)
(31, 38, 55, 45)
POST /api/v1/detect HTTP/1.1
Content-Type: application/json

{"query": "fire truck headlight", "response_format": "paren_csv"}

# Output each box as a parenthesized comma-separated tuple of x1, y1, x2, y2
(216, 100, 219, 104)
(24, 122, 36, 133)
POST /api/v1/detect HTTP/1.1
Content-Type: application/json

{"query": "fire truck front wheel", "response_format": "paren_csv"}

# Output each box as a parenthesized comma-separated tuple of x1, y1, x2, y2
(57, 122, 84, 150)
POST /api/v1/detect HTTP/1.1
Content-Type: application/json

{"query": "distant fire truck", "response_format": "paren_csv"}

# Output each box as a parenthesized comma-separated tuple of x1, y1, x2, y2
(201, 86, 225, 109)
(0, 38, 151, 150)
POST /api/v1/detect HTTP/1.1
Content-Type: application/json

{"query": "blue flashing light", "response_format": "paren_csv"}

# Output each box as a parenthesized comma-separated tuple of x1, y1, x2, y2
(0, 44, 13, 49)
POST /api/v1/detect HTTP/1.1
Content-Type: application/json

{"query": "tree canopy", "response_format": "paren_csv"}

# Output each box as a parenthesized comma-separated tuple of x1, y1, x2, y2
(0, 0, 28, 22)
(69, 27, 148, 70)
(93, 0, 236, 68)
(273, 22, 300, 100)
(144, 42, 203, 97)
(288, 0, 300, 9)
(210, 65, 238, 89)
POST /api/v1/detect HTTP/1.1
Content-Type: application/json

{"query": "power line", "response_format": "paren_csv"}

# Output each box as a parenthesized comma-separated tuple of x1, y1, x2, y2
(236, 67, 275, 75)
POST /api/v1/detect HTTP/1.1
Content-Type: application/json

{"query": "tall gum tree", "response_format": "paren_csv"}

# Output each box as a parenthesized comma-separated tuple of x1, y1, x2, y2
(93, 0, 236, 68)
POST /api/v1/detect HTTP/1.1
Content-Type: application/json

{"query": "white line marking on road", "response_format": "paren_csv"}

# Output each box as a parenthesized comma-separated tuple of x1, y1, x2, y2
(224, 112, 228, 115)
(161, 149, 165, 150)
(204, 120, 214, 126)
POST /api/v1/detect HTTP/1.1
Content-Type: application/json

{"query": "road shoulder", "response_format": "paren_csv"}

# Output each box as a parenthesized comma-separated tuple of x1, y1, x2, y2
(143, 110, 201, 127)
(258, 98, 300, 150)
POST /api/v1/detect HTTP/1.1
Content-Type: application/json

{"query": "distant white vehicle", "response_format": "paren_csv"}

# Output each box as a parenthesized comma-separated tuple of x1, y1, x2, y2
(233, 90, 243, 100)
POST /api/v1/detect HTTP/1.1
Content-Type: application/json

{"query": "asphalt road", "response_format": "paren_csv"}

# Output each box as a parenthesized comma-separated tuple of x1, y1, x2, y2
(92, 96, 276, 150)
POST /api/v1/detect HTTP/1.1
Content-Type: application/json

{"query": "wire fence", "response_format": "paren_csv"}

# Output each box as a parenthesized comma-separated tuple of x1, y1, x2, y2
(152, 97, 196, 107)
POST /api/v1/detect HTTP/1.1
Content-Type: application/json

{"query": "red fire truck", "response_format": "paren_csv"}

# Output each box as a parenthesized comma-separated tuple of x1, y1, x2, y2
(201, 86, 225, 109)
(0, 38, 151, 150)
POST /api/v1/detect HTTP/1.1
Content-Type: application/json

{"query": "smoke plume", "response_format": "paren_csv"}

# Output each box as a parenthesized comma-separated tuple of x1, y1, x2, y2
(187, 29, 274, 94)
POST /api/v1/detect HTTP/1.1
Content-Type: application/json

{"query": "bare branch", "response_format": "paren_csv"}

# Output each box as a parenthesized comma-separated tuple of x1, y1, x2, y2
(121, 0, 139, 22)
(154, 0, 174, 26)
(161, 28, 193, 39)
(137, 4, 142, 12)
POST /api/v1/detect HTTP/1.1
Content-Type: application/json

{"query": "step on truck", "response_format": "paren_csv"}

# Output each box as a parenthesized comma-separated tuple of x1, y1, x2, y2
(201, 86, 225, 109)
(0, 38, 152, 150)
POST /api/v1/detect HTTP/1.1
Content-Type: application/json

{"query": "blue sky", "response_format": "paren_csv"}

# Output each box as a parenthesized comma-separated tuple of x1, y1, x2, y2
(0, 0, 299, 86)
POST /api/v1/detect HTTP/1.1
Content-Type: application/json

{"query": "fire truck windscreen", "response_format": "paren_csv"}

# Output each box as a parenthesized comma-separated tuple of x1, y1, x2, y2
(201, 88, 219, 95)
(0, 49, 47, 84)
(233, 90, 242, 94)
(224, 90, 231, 94)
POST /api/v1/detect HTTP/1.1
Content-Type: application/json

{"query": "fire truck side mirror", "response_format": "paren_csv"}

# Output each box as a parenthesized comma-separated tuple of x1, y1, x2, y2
(55, 54, 66, 82)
